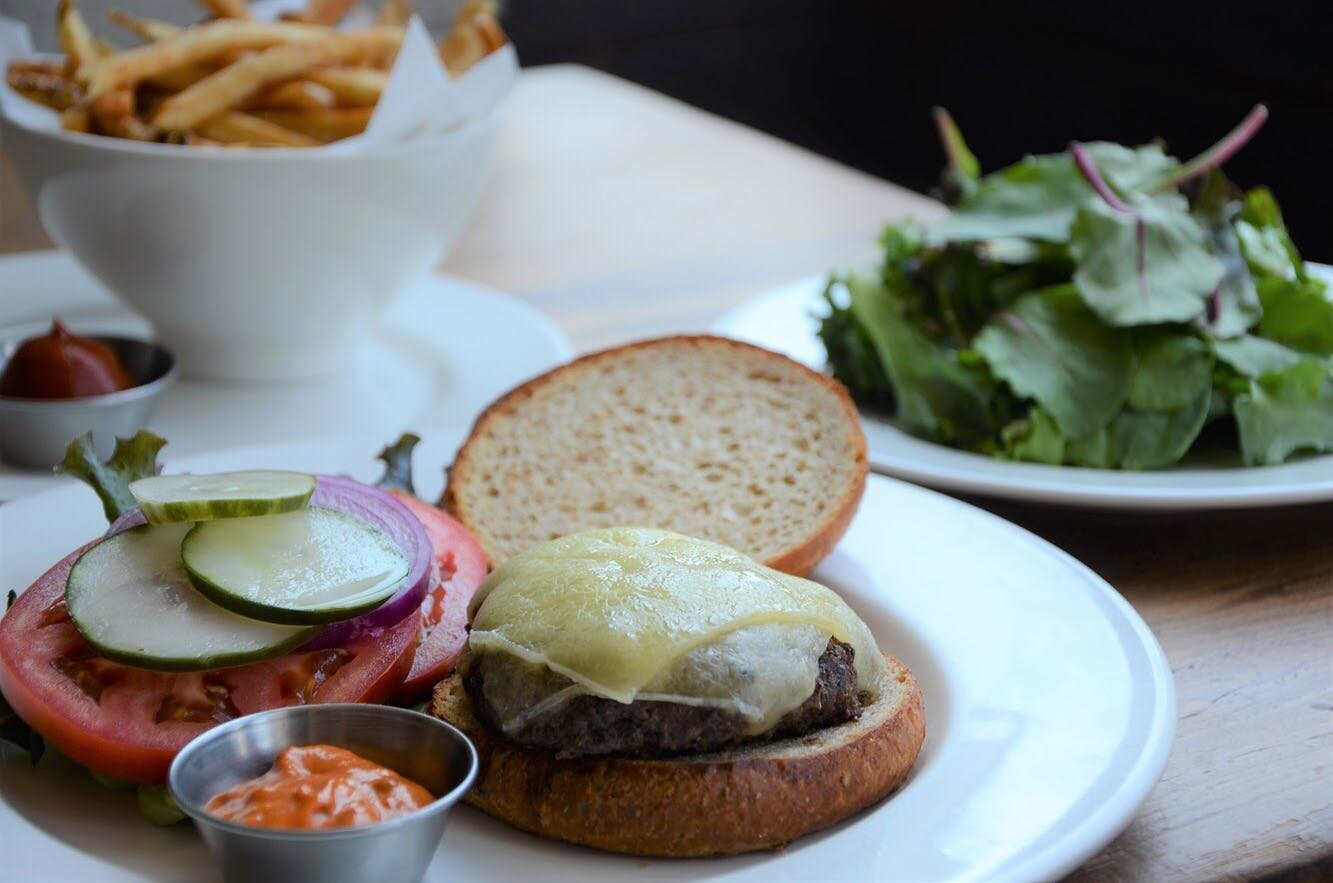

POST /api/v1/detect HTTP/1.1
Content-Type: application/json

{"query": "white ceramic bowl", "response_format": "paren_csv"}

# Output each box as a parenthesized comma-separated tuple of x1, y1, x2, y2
(2, 113, 500, 381)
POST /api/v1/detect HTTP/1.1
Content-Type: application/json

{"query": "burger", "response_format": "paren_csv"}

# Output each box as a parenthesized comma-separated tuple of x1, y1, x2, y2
(431, 526, 925, 856)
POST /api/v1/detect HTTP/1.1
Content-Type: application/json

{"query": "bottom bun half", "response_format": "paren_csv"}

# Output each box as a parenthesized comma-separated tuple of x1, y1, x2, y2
(431, 652, 925, 856)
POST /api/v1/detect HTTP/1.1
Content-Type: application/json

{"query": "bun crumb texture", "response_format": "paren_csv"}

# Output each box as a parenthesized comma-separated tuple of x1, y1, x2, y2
(444, 335, 869, 576)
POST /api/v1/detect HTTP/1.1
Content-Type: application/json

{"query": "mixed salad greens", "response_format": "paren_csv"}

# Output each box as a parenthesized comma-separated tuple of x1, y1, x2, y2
(820, 106, 1333, 469)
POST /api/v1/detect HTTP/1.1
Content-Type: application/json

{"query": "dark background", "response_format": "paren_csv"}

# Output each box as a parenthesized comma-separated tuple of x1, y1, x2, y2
(505, 0, 1332, 260)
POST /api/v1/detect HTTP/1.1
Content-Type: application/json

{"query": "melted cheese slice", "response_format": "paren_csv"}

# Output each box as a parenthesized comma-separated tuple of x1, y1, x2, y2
(468, 528, 885, 716)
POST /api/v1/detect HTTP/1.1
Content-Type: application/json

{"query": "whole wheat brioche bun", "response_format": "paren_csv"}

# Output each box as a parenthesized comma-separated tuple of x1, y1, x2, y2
(431, 653, 924, 857)
(442, 335, 868, 576)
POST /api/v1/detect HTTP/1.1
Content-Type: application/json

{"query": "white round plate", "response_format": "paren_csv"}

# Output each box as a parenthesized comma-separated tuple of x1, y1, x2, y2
(713, 270, 1333, 510)
(0, 431, 1174, 883)
(0, 250, 572, 501)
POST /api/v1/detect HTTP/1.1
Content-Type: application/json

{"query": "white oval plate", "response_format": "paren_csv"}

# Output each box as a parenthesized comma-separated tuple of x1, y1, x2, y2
(713, 271, 1333, 510)
(0, 250, 573, 501)
(0, 430, 1174, 882)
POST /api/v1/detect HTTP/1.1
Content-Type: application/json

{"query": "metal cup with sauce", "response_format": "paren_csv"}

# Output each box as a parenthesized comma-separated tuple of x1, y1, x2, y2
(169, 704, 479, 883)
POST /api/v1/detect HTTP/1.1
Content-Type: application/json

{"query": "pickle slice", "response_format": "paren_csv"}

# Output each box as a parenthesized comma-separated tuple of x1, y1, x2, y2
(65, 524, 318, 672)
(182, 508, 409, 625)
(129, 470, 316, 525)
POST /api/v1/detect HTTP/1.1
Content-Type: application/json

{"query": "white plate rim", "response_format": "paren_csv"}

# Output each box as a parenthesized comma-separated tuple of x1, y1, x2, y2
(914, 485, 1176, 881)
(711, 270, 1333, 511)
(0, 431, 1176, 882)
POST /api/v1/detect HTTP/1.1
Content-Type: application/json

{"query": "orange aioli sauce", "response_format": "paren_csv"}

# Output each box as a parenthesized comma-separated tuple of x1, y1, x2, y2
(204, 744, 434, 830)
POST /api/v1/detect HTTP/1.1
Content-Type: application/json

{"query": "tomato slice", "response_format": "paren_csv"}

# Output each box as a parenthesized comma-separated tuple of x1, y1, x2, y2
(0, 544, 419, 784)
(389, 492, 487, 701)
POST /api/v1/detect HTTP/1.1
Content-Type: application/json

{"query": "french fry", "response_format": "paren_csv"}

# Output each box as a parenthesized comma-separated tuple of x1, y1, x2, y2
(145, 63, 219, 93)
(253, 106, 372, 142)
(364, 0, 407, 68)
(57, 0, 101, 84)
(249, 79, 336, 110)
(461, 0, 499, 16)
(303, 0, 359, 27)
(11, 87, 72, 111)
(366, 0, 412, 67)
(439, 19, 505, 78)
(90, 88, 159, 141)
(364, 46, 400, 71)
(195, 111, 317, 146)
(60, 104, 92, 132)
(305, 66, 387, 106)
(199, 0, 252, 20)
(6, 62, 80, 110)
(86, 20, 331, 99)
(108, 14, 251, 89)
(7, 59, 66, 76)
(107, 11, 180, 43)
(439, 0, 506, 79)
(375, 0, 413, 27)
(111, 24, 223, 94)
(152, 27, 403, 131)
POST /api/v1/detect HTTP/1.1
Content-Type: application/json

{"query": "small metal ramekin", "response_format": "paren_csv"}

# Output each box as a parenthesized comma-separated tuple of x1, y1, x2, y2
(0, 335, 176, 468)
(169, 704, 479, 883)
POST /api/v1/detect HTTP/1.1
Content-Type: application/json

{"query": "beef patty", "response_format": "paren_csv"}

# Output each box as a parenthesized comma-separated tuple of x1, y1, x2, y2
(465, 638, 862, 758)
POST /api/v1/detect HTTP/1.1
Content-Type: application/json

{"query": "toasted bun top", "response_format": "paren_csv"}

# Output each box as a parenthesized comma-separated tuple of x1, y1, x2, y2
(443, 335, 867, 576)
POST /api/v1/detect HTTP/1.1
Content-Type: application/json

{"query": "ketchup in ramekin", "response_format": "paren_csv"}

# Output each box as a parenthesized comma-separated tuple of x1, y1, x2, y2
(0, 320, 135, 399)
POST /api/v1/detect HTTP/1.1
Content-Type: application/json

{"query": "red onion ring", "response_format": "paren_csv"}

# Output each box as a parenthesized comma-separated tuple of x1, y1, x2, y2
(299, 476, 431, 647)
(107, 474, 430, 646)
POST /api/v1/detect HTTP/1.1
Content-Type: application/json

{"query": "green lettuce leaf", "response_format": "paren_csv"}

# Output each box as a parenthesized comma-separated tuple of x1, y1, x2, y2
(818, 283, 897, 411)
(927, 143, 1177, 244)
(1067, 388, 1213, 470)
(1212, 335, 1304, 378)
(1071, 190, 1223, 326)
(927, 153, 1084, 243)
(1000, 406, 1065, 464)
(137, 785, 186, 826)
(1236, 186, 1304, 281)
(375, 432, 421, 495)
(974, 284, 1132, 438)
(1108, 388, 1214, 469)
(879, 222, 926, 270)
(1066, 427, 1111, 468)
(56, 431, 167, 523)
(1256, 275, 1333, 355)
(1128, 335, 1213, 411)
(932, 107, 980, 204)
(1192, 170, 1261, 338)
(1237, 221, 1298, 281)
(1093, 142, 1182, 193)
(1233, 358, 1333, 465)
(844, 273, 998, 446)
